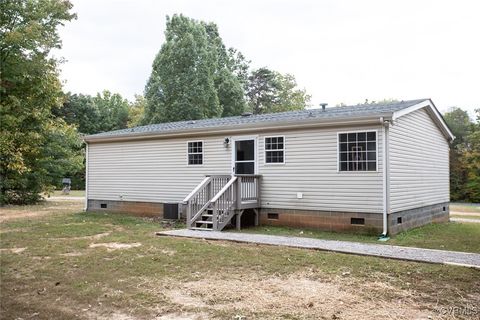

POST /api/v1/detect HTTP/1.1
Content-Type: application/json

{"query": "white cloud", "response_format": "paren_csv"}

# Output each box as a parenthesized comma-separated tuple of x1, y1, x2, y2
(58, 0, 480, 116)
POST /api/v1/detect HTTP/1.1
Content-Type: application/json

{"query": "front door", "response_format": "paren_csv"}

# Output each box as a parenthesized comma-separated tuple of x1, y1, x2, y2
(233, 138, 256, 174)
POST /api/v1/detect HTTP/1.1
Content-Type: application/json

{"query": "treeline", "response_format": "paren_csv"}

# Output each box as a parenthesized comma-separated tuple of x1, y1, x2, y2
(0, 3, 310, 204)
(1, 1, 478, 205)
(444, 108, 480, 202)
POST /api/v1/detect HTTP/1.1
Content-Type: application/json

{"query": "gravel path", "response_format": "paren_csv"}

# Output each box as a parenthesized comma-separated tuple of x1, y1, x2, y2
(157, 229, 480, 268)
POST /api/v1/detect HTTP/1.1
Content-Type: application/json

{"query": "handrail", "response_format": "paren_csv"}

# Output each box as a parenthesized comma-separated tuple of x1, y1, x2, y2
(210, 176, 237, 203)
(183, 176, 211, 203)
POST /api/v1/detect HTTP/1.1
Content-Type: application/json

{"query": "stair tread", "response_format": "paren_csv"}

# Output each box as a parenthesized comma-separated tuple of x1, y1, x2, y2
(195, 220, 213, 224)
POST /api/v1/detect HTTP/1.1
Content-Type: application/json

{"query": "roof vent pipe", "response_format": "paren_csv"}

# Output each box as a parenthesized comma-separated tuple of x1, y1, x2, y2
(320, 103, 328, 111)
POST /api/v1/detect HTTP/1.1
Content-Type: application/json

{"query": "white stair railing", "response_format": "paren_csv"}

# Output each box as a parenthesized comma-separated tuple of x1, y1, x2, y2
(183, 175, 230, 228)
(210, 176, 238, 230)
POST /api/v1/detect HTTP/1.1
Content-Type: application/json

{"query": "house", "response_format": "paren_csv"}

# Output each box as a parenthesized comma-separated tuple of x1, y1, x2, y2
(83, 99, 454, 235)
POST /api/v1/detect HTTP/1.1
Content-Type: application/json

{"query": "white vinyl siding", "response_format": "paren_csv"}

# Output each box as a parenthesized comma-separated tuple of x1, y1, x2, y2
(389, 108, 450, 212)
(87, 125, 384, 213)
(257, 126, 384, 213)
(87, 136, 230, 203)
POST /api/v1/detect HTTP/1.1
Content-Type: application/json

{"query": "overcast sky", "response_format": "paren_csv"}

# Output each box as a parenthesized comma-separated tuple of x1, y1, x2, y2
(57, 0, 480, 116)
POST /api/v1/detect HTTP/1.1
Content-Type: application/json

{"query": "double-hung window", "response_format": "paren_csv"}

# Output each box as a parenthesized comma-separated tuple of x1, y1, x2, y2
(187, 141, 203, 165)
(338, 131, 377, 171)
(265, 136, 285, 164)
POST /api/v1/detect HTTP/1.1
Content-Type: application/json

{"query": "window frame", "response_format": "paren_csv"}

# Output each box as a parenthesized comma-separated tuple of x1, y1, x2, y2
(337, 130, 378, 173)
(186, 140, 204, 166)
(264, 135, 286, 165)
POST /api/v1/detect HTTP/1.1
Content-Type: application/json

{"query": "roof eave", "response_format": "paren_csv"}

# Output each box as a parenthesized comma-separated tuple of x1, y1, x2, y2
(84, 114, 392, 143)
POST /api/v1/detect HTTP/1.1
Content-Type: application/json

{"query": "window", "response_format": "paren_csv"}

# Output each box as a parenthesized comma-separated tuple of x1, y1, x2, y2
(265, 136, 285, 164)
(187, 141, 203, 165)
(339, 131, 377, 171)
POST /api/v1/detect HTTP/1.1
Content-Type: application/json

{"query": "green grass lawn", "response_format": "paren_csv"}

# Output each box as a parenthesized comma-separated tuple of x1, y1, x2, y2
(239, 222, 480, 253)
(1, 206, 479, 319)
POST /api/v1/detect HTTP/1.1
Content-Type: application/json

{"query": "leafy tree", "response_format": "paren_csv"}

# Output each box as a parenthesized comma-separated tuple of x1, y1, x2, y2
(246, 68, 281, 114)
(336, 99, 400, 107)
(55, 91, 135, 134)
(143, 14, 249, 123)
(444, 107, 480, 202)
(462, 109, 480, 202)
(443, 107, 472, 146)
(227, 48, 250, 90)
(273, 73, 311, 113)
(93, 90, 130, 132)
(0, 0, 79, 204)
(143, 14, 220, 124)
(247, 68, 310, 114)
(52, 93, 99, 134)
(128, 94, 146, 128)
(203, 22, 246, 117)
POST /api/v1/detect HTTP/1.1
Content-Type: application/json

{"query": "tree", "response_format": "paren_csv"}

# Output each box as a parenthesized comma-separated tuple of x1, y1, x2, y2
(128, 94, 146, 128)
(272, 73, 311, 113)
(53, 93, 99, 134)
(0, 0, 78, 204)
(246, 68, 310, 114)
(462, 108, 480, 202)
(93, 90, 130, 132)
(143, 14, 220, 124)
(444, 107, 480, 202)
(246, 68, 281, 114)
(203, 22, 246, 117)
(143, 14, 247, 124)
(443, 107, 472, 146)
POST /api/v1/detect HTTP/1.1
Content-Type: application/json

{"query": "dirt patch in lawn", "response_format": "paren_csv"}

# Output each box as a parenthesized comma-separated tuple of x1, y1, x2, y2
(89, 242, 142, 251)
(0, 199, 83, 222)
(160, 273, 432, 319)
(53, 231, 112, 241)
(0, 247, 26, 254)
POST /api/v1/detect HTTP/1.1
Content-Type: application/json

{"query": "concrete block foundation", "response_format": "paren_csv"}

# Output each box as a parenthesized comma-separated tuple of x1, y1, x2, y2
(87, 199, 164, 218)
(260, 202, 450, 235)
(87, 199, 449, 235)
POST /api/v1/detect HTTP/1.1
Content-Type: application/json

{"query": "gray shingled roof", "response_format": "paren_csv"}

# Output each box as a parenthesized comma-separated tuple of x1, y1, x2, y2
(86, 99, 428, 139)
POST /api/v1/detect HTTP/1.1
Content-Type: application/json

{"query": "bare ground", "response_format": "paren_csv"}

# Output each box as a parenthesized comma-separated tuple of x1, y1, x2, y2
(0, 197, 83, 222)
(1, 201, 479, 319)
(159, 273, 433, 320)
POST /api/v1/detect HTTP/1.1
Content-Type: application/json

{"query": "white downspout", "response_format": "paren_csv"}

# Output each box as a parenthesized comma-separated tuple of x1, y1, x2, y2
(84, 142, 89, 211)
(380, 118, 390, 239)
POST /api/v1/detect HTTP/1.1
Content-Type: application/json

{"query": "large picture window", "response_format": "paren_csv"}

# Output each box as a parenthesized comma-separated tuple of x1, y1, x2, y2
(339, 131, 376, 171)
(265, 136, 285, 164)
(187, 141, 203, 165)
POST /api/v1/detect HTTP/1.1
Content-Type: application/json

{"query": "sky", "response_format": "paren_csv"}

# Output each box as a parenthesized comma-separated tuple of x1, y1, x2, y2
(57, 0, 480, 116)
